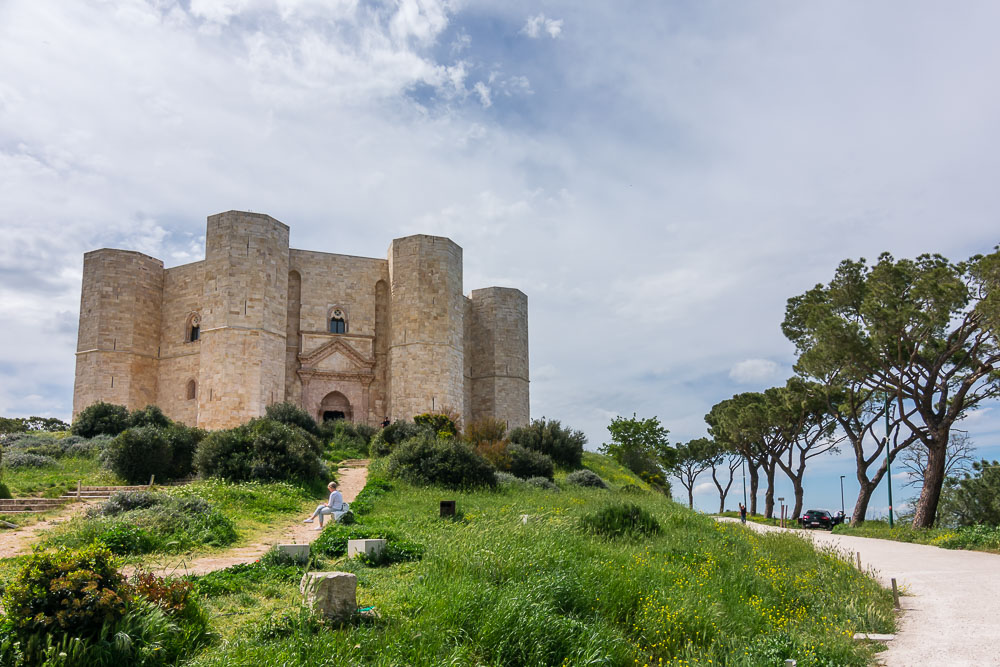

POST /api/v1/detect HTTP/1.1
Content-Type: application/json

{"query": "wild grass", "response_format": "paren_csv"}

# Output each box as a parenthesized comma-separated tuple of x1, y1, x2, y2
(1, 455, 121, 498)
(834, 520, 1000, 553)
(186, 454, 895, 666)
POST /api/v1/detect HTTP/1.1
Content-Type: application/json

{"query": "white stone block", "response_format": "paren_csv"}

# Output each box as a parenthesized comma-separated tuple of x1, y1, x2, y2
(300, 571, 357, 620)
(347, 538, 386, 559)
(276, 543, 310, 563)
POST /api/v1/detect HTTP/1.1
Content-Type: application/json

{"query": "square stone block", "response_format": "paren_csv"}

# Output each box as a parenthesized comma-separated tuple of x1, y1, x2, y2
(300, 571, 357, 620)
(347, 538, 386, 559)
(276, 543, 310, 563)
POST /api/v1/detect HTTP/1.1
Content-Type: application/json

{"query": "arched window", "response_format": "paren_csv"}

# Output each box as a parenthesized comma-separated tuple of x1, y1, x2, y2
(187, 312, 201, 342)
(186, 379, 197, 400)
(328, 307, 347, 334)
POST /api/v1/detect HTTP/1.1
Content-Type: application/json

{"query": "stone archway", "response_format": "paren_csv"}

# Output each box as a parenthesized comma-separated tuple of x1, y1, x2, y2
(319, 391, 352, 423)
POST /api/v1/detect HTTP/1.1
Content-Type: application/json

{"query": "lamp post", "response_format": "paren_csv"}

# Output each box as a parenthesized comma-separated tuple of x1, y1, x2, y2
(885, 392, 894, 529)
(840, 475, 845, 515)
(778, 496, 785, 528)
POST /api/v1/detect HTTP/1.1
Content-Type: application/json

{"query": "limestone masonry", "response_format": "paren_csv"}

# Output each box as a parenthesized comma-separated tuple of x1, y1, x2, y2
(73, 211, 529, 430)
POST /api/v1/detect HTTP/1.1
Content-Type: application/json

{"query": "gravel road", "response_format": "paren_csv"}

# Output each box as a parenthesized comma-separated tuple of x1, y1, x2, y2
(721, 519, 1000, 666)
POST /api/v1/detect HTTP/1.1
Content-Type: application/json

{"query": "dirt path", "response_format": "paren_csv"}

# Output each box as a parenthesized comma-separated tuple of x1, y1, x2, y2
(149, 460, 369, 577)
(719, 518, 1000, 666)
(0, 503, 89, 559)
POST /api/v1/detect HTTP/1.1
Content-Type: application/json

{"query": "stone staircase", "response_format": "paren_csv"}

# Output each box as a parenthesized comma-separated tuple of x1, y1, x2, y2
(0, 478, 193, 515)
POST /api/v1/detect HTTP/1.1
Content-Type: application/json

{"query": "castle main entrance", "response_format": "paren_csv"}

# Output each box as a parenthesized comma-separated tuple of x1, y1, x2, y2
(319, 391, 352, 423)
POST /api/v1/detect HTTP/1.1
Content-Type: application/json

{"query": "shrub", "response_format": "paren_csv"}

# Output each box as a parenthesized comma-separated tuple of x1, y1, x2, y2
(3, 545, 129, 642)
(104, 426, 174, 484)
(508, 443, 555, 480)
(2, 432, 112, 459)
(71, 401, 131, 438)
(385, 433, 496, 489)
(509, 418, 586, 469)
(4, 452, 58, 469)
(128, 404, 172, 429)
(495, 471, 524, 487)
(465, 417, 508, 446)
(164, 424, 204, 479)
(265, 401, 318, 435)
(566, 469, 609, 489)
(87, 490, 160, 517)
(414, 412, 458, 438)
(51, 491, 236, 556)
(475, 439, 511, 469)
(370, 420, 426, 457)
(360, 539, 425, 566)
(129, 570, 196, 618)
(619, 483, 645, 494)
(195, 419, 323, 483)
(319, 419, 371, 454)
(526, 476, 559, 491)
(580, 502, 661, 539)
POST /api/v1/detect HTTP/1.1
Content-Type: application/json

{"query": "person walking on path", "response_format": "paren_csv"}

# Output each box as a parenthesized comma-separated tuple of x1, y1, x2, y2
(739, 503, 747, 524)
(304, 481, 348, 530)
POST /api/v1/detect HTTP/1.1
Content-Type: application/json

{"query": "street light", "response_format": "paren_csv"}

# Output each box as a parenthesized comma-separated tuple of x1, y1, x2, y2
(840, 475, 845, 515)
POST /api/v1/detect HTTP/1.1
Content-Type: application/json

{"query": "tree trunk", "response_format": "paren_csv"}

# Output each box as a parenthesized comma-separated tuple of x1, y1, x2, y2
(763, 460, 777, 519)
(687, 484, 694, 510)
(748, 464, 759, 516)
(791, 478, 804, 520)
(850, 480, 878, 526)
(912, 432, 949, 528)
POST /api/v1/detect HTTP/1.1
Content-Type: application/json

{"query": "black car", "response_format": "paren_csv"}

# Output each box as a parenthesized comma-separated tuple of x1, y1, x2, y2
(798, 509, 846, 530)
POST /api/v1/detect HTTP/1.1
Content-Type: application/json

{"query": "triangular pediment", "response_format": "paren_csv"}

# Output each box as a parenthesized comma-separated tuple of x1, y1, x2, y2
(299, 338, 374, 374)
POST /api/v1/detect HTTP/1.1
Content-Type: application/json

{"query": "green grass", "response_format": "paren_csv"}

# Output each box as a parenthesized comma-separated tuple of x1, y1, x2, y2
(1, 455, 122, 498)
(184, 454, 895, 666)
(833, 520, 1000, 553)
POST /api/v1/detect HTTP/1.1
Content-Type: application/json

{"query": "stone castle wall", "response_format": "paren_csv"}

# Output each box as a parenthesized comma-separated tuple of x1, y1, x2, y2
(468, 287, 530, 429)
(73, 249, 163, 416)
(73, 211, 529, 431)
(388, 235, 465, 424)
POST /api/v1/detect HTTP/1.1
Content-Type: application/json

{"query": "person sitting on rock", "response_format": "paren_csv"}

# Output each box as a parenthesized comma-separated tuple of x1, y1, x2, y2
(304, 481, 348, 530)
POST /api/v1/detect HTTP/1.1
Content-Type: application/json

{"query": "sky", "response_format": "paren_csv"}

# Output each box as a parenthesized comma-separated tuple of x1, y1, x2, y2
(2, 0, 999, 514)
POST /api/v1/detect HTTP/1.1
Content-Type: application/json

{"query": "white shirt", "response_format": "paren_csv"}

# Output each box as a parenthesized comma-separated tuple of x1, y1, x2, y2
(328, 490, 344, 511)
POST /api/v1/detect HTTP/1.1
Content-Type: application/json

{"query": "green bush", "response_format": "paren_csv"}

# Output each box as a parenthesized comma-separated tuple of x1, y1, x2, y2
(507, 443, 554, 480)
(414, 412, 458, 438)
(509, 418, 586, 469)
(579, 502, 661, 539)
(194, 419, 323, 483)
(2, 432, 111, 458)
(526, 476, 559, 491)
(385, 433, 496, 489)
(0, 546, 211, 665)
(319, 419, 372, 454)
(71, 402, 130, 438)
(265, 402, 318, 435)
(104, 426, 173, 484)
(359, 539, 425, 566)
(3, 545, 129, 643)
(369, 420, 426, 457)
(128, 404, 172, 429)
(495, 471, 525, 487)
(104, 424, 200, 484)
(190, 560, 303, 598)
(4, 452, 58, 469)
(51, 491, 237, 555)
(566, 469, 609, 489)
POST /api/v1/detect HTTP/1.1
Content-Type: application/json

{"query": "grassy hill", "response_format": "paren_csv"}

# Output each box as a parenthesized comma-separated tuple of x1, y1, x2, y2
(186, 453, 894, 666)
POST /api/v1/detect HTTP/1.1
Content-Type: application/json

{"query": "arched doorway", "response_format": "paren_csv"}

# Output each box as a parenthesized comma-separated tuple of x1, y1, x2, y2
(319, 391, 352, 423)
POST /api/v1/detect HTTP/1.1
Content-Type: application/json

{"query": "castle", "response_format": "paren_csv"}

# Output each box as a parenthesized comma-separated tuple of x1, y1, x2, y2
(72, 211, 529, 431)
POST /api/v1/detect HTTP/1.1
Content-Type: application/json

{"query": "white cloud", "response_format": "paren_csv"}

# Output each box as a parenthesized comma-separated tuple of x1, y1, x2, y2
(521, 13, 563, 39)
(728, 359, 780, 384)
(473, 81, 492, 108)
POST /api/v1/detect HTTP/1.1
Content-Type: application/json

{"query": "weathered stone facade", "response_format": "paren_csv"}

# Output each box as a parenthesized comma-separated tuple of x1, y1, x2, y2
(73, 211, 529, 430)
